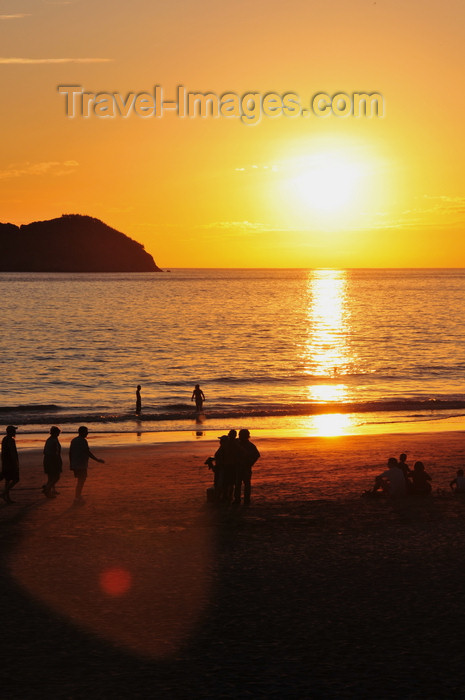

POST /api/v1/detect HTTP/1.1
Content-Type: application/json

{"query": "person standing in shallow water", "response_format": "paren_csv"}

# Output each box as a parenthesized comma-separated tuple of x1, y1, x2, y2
(1, 425, 20, 504)
(43, 426, 62, 498)
(136, 385, 142, 415)
(191, 384, 205, 412)
(69, 426, 105, 504)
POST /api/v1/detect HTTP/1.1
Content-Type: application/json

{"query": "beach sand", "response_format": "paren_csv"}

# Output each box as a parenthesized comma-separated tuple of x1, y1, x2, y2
(1, 431, 465, 698)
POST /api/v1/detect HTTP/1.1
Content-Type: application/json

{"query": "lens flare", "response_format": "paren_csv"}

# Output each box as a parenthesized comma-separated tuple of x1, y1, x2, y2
(99, 567, 132, 597)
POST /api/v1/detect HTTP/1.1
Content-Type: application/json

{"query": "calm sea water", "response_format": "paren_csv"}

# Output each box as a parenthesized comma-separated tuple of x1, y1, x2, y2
(1, 268, 465, 437)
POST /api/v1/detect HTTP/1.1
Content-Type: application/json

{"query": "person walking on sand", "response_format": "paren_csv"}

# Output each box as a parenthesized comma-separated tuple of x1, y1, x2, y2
(234, 428, 260, 506)
(136, 385, 142, 415)
(43, 426, 62, 498)
(191, 384, 205, 412)
(69, 426, 104, 504)
(1, 425, 20, 504)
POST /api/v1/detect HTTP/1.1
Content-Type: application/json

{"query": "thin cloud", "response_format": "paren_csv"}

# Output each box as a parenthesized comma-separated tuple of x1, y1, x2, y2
(196, 221, 290, 236)
(0, 160, 78, 180)
(419, 194, 465, 215)
(0, 57, 113, 64)
(360, 196, 465, 232)
(235, 165, 279, 173)
(0, 14, 31, 20)
(199, 221, 269, 231)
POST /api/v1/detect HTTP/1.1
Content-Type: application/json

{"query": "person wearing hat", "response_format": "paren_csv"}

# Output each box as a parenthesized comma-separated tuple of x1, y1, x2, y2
(1, 425, 20, 504)
(234, 429, 260, 506)
(43, 426, 63, 498)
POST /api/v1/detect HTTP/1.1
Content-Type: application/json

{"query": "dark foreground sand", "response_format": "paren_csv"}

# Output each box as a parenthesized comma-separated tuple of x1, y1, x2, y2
(1, 432, 465, 699)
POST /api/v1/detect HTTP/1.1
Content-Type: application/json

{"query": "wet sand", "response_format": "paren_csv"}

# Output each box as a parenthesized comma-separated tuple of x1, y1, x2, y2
(1, 431, 465, 698)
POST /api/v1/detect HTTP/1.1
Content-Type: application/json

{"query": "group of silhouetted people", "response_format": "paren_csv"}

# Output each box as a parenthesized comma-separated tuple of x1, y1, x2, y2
(371, 454, 432, 498)
(368, 452, 465, 498)
(6, 423, 465, 509)
(205, 428, 260, 506)
(1, 425, 104, 505)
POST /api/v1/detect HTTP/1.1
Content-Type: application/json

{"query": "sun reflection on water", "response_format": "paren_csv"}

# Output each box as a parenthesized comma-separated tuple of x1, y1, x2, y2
(302, 270, 355, 434)
(307, 383, 347, 403)
(312, 413, 355, 437)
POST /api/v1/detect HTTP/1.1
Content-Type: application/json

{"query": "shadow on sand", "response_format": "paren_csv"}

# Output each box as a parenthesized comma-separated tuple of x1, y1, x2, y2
(1, 496, 465, 698)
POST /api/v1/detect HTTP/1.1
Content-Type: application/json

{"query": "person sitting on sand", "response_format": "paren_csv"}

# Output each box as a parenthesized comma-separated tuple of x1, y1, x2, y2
(410, 461, 432, 496)
(373, 457, 406, 498)
(450, 468, 465, 493)
(191, 384, 205, 412)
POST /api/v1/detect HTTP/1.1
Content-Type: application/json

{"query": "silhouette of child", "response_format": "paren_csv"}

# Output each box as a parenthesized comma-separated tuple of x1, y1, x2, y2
(450, 468, 465, 493)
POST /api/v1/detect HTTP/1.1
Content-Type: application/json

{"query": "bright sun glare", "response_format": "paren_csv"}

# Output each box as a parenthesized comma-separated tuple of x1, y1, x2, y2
(287, 152, 367, 214)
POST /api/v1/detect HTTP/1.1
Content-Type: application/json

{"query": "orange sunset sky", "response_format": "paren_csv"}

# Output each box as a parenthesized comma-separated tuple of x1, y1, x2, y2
(1, 0, 464, 268)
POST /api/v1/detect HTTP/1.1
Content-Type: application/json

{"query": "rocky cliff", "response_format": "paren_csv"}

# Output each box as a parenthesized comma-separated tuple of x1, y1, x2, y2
(0, 215, 161, 272)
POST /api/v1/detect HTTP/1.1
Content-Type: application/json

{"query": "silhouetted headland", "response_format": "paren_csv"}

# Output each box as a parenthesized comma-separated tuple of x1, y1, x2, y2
(0, 214, 161, 272)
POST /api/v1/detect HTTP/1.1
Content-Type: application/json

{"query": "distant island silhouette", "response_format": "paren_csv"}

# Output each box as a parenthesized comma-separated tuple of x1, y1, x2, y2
(0, 215, 161, 272)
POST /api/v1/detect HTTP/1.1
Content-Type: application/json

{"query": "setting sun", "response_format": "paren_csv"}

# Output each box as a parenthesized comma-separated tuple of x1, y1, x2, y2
(284, 152, 367, 214)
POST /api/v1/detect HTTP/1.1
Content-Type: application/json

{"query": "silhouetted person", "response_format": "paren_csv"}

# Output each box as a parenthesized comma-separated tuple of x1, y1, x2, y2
(398, 453, 411, 493)
(234, 428, 260, 506)
(136, 385, 142, 415)
(1, 425, 19, 504)
(398, 453, 411, 478)
(226, 429, 240, 503)
(191, 384, 205, 412)
(43, 426, 62, 498)
(450, 468, 465, 493)
(410, 460, 432, 496)
(399, 453, 409, 472)
(211, 432, 238, 504)
(214, 435, 230, 502)
(204, 455, 218, 491)
(69, 426, 104, 504)
(373, 457, 406, 498)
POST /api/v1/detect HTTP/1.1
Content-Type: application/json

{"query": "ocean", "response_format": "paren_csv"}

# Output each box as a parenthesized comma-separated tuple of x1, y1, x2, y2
(2, 268, 465, 441)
